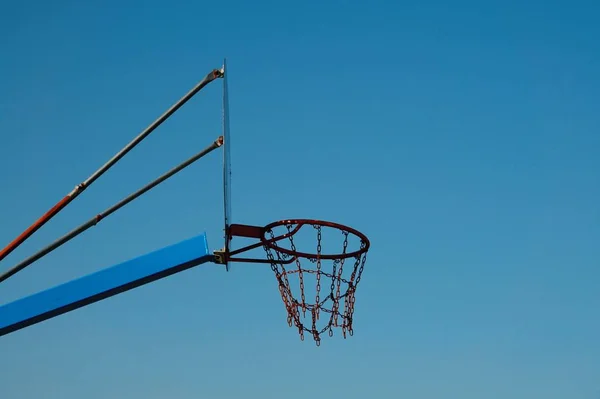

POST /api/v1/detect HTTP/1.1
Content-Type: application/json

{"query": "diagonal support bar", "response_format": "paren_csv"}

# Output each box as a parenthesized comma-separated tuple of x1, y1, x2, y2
(0, 233, 214, 338)
(0, 68, 223, 263)
(0, 136, 223, 284)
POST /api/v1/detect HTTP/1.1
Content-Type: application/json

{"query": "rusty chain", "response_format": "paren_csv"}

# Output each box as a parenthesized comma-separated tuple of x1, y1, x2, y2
(262, 222, 368, 345)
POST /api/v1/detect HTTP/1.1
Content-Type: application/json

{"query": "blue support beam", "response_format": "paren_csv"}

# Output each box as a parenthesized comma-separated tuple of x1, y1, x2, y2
(0, 233, 214, 337)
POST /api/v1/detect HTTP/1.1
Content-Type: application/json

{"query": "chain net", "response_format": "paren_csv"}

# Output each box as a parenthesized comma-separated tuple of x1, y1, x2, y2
(262, 222, 368, 346)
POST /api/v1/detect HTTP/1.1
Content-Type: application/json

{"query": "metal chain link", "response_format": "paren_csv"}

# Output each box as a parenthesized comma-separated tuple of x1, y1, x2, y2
(264, 229, 298, 330)
(286, 223, 307, 316)
(314, 225, 322, 322)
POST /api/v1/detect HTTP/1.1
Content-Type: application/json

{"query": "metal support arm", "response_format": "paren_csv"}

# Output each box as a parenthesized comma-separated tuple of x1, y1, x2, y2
(0, 233, 214, 337)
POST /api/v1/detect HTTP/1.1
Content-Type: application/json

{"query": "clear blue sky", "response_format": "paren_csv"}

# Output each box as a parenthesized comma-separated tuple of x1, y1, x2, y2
(1, 0, 599, 397)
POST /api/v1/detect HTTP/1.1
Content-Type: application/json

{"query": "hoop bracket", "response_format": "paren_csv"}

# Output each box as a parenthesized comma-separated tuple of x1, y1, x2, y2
(213, 223, 298, 265)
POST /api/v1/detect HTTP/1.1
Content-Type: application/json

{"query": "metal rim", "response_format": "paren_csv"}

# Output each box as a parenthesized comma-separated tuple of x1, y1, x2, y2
(260, 219, 370, 260)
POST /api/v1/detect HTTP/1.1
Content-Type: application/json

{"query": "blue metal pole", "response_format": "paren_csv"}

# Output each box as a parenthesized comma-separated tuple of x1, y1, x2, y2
(0, 233, 214, 337)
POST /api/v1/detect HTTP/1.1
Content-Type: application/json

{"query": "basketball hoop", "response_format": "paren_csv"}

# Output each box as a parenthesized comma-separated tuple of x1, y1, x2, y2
(214, 219, 370, 345)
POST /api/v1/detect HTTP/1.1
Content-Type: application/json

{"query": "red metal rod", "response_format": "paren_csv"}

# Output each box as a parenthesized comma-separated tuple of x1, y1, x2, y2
(0, 196, 71, 262)
(0, 68, 223, 263)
